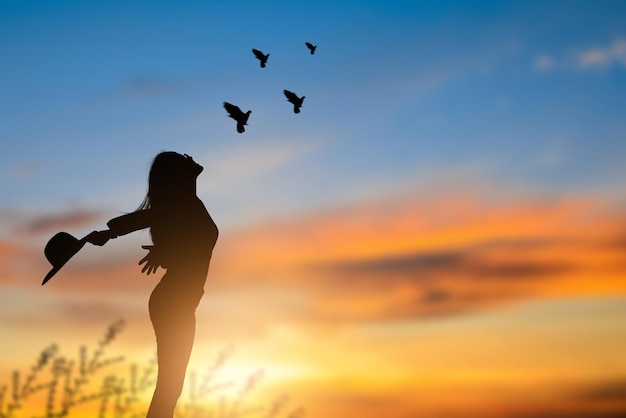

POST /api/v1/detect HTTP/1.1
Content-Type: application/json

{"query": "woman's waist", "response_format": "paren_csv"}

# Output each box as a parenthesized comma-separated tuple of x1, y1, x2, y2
(161, 255, 210, 272)
(156, 272, 206, 296)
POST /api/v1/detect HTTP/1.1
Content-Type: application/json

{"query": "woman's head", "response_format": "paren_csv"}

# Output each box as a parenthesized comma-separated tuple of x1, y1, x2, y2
(139, 151, 203, 210)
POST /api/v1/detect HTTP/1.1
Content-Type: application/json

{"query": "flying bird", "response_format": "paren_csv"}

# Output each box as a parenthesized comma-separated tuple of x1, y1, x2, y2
(305, 42, 317, 55)
(283, 90, 305, 114)
(223, 102, 251, 133)
(252, 48, 270, 68)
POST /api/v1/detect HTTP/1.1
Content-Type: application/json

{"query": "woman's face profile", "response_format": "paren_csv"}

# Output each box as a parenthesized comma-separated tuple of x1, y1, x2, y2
(145, 152, 204, 204)
(153, 152, 203, 182)
(182, 153, 203, 177)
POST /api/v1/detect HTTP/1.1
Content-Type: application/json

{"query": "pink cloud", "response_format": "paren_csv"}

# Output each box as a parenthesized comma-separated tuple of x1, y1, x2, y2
(14, 209, 107, 236)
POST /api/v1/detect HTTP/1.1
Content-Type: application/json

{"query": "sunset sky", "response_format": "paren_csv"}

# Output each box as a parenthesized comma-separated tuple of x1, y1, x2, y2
(1, 1, 626, 417)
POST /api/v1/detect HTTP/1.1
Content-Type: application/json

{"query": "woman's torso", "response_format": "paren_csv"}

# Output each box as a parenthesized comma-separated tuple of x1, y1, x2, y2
(150, 197, 218, 293)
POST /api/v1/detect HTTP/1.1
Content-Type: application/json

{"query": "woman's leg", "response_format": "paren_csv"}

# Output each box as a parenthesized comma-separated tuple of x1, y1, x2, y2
(147, 292, 196, 418)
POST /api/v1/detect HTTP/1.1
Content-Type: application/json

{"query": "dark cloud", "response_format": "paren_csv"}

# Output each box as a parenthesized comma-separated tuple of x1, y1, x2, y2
(576, 379, 626, 402)
(314, 238, 573, 282)
(294, 237, 581, 323)
(493, 379, 626, 418)
(421, 288, 450, 304)
(473, 237, 561, 251)
(123, 76, 182, 98)
(605, 231, 626, 251)
(511, 410, 626, 418)
(13, 162, 48, 179)
(15, 209, 106, 235)
(467, 260, 573, 279)
(321, 249, 465, 276)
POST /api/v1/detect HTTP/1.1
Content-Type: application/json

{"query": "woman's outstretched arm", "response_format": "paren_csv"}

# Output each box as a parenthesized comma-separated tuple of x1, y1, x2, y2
(85, 210, 153, 246)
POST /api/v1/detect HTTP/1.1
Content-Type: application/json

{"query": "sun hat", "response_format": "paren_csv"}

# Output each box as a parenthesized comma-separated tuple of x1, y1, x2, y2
(42, 232, 87, 285)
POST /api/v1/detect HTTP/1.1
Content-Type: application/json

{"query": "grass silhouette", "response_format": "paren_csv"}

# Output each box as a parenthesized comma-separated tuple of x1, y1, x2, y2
(0, 321, 305, 418)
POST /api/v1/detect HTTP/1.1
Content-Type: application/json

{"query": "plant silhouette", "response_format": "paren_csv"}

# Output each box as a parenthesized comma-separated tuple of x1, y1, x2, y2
(0, 320, 129, 418)
(47, 152, 220, 418)
(0, 321, 306, 418)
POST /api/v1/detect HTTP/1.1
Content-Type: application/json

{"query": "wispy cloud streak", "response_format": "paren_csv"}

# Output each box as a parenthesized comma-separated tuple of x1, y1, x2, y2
(535, 37, 626, 73)
(13, 209, 107, 236)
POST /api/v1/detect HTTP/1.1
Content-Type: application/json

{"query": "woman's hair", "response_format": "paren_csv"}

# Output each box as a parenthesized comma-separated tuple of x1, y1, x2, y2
(137, 151, 197, 211)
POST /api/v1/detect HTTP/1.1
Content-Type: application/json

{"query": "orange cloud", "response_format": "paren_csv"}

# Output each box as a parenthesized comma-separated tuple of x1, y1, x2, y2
(0, 240, 22, 258)
(5, 188, 625, 329)
(208, 190, 626, 324)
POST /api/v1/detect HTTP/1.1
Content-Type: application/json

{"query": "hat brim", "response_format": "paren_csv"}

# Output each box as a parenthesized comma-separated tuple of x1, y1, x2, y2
(41, 238, 87, 286)
(42, 266, 63, 286)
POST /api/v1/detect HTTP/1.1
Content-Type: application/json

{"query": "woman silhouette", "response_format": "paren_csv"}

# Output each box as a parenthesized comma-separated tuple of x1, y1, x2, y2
(86, 151, 218, 417)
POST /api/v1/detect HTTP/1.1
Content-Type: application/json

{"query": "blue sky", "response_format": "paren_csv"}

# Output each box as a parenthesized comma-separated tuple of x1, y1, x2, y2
(2, 1, 625, 227)
(1, 0, 625, 236)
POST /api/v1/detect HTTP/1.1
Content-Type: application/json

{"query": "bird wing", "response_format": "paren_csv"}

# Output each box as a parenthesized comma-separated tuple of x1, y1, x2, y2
(305, 42, 314, 49)
(283, 90, 298, 103)
(223, 102, 243, 119)
(252, 49, 265, 59)
(242, 110, 251, 123)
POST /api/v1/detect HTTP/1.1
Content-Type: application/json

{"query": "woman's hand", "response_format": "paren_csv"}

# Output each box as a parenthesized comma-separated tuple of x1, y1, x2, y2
(139, 245, 162, 275)
(84, 230, 115, 246)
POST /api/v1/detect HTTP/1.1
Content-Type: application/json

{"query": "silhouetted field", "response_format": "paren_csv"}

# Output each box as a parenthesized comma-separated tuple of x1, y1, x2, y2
(0, 321, 305, 418)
